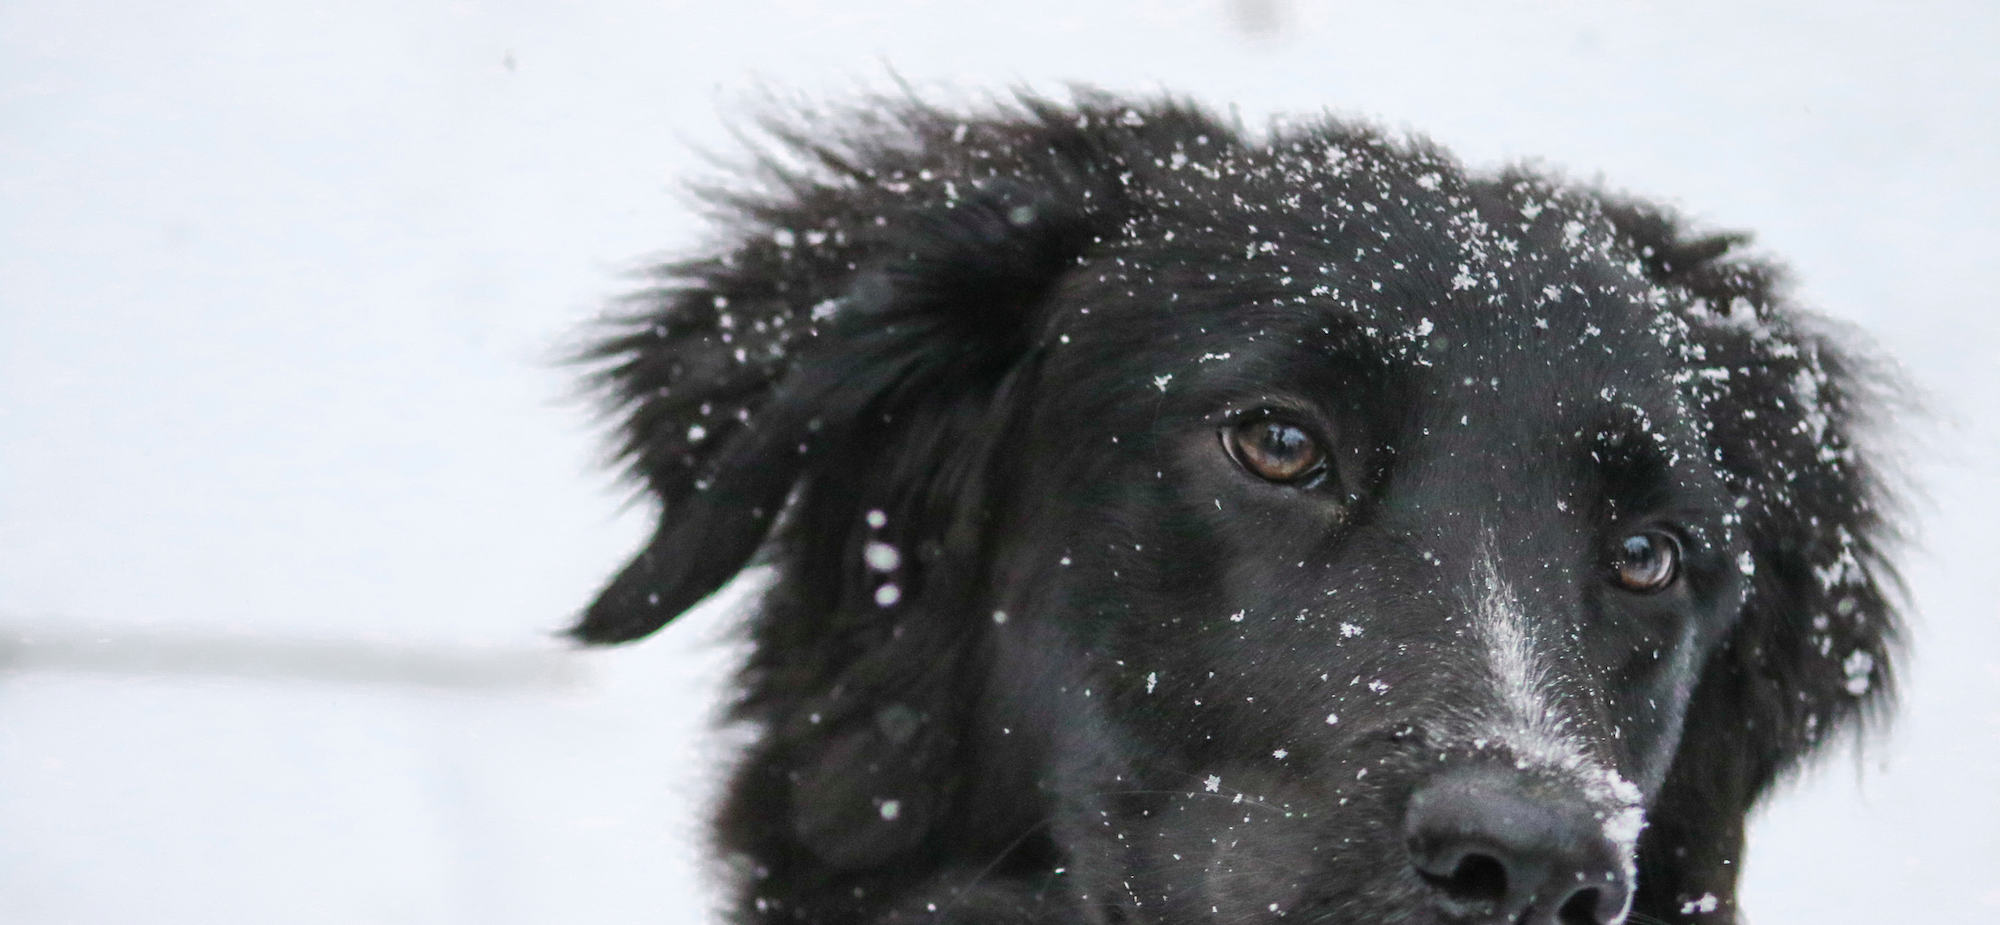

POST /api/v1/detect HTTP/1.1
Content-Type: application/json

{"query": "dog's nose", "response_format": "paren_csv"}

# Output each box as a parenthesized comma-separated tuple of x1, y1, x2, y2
(1403, 765, 1634, 925)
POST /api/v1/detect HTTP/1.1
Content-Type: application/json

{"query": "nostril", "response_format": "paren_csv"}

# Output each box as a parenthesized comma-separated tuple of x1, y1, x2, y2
(1554, 878, 1634, 925)
(1557, 888, 1603, 925)
(1424, 852, 1508, 906)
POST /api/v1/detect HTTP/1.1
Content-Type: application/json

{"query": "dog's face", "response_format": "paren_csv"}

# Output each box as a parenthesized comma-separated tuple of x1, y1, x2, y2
(982, 211, 1747, 922)
(573, 98, 1898, 925)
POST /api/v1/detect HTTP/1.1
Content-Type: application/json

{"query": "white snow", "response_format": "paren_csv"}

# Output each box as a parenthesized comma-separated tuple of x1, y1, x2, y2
(1842, 650, 1876, 696)
(863, 541, 901, 572)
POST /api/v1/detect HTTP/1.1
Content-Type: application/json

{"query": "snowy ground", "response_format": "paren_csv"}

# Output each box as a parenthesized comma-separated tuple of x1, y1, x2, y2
(2, 1, 1995, 922)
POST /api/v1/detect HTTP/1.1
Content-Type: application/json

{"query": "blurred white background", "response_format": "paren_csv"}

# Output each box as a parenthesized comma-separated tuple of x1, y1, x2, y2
(2, 1, 1995, 922)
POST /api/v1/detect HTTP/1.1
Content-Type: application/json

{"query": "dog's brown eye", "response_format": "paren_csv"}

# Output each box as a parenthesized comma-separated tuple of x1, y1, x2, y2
(1225, 418, 1325, 484)
(1612, 531, 1680, 593)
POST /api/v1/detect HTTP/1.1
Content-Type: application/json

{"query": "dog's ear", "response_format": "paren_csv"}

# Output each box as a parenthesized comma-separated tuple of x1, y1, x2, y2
(569, 109, 1126, 645)
(1612, 203, 1901, 760)
(1609, 204, 1903, 918)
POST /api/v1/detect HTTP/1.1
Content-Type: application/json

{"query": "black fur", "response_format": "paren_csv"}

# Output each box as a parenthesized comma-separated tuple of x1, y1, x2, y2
(572, 93, 1900, 924)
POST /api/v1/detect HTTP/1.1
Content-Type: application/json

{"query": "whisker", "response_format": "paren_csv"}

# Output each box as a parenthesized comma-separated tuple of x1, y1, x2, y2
(923, 815, 1054, 922)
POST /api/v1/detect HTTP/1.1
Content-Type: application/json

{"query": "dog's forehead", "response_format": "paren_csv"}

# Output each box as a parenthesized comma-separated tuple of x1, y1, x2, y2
(1092, 190, 1695, 410)
(1111, 150, 1686, 357)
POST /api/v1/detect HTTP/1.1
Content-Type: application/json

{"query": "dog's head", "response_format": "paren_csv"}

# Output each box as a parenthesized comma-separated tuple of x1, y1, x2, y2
(574, 96, 1899, 924)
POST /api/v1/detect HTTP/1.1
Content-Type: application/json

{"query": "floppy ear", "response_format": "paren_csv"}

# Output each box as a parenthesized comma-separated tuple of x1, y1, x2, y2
(570, 104, 1128, 646)
(1608, 204, 1903, 920)
(569, 101, 1174, 886)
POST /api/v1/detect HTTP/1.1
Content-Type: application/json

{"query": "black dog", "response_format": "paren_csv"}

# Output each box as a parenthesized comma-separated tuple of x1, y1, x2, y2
(571, 94, 1900, 925)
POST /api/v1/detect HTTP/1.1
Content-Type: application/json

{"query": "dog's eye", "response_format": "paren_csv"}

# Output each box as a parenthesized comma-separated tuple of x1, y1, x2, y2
(1223, 418, 1326, 484)
(1612, 531, 1681, 593)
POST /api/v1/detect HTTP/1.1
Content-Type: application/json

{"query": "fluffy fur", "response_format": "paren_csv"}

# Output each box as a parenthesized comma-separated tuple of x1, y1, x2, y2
(571, 93, 1900, 924)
